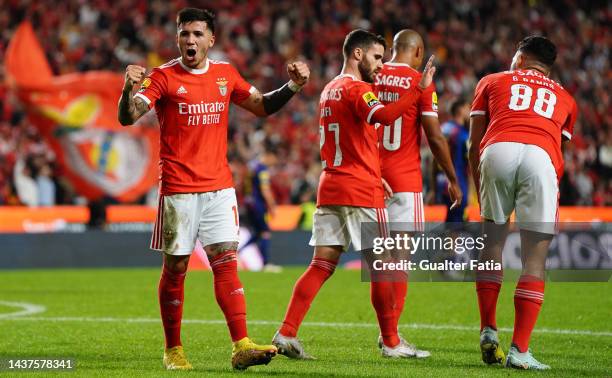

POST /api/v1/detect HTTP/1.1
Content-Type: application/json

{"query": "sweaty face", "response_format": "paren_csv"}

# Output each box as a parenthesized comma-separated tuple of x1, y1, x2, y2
(177, 21, 214, 68)
(358, 43, 385, 83)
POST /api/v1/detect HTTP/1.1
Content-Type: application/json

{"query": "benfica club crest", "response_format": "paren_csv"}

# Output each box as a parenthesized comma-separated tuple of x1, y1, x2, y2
(216, 78, 228, 96)
(5, 21, 159, 202)
(37, 94, 157, 201)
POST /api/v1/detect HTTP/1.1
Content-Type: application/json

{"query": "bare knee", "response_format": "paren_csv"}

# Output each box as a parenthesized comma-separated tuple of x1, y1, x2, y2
(520, 229, 552, 279)
(163, 254, 190, 274)
(313, 246, 342, 262)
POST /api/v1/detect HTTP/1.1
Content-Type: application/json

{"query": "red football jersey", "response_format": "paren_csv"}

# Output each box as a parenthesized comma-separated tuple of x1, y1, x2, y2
(135, 58, 255, 194)
(317, 74, 386, 208)
(471, 69, 577, 179)
(374, 63, 438, 192)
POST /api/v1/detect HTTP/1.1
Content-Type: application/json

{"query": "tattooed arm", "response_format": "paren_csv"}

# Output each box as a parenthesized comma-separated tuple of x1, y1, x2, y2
(118, 65, 150, 126)
(237, 61, 310, 117)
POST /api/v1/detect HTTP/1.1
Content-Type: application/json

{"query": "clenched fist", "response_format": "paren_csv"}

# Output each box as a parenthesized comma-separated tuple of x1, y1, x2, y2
(123, 65, 146, 92)
(287, 61, 310, 87)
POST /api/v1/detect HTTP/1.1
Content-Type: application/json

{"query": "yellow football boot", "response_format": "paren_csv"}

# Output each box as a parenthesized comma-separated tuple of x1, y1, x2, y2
(231, 337, 277, 370)
(480, 327, 505, 365)
(163, 346, 193, 370)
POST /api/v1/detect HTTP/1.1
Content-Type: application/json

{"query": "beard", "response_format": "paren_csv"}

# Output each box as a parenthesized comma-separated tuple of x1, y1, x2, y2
(358, 60, 377, 83)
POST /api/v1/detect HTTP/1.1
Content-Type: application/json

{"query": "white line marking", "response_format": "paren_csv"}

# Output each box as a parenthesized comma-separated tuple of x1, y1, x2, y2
(0, 301, 47, 319)
(1, 315, 610, 337)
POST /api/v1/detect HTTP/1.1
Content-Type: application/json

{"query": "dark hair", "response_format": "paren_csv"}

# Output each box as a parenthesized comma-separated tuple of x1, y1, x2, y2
(450, 97, 468, 117)
(517, 36, 557, 68)
(342, 29, 386, 59)
(176, 8, 215, 34)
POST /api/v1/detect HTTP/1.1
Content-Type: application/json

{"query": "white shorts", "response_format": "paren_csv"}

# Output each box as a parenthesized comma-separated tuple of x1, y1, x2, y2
(150, 188, 240, 255)
(385, 192, 425, 232)
(479, 142, 559, 234)
(309, 206, 389, 252)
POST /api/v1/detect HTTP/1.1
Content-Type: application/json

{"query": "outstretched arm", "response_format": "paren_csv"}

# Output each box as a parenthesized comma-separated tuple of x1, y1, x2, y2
(118, 65, 150, 126)
(238, 62, 310, 117)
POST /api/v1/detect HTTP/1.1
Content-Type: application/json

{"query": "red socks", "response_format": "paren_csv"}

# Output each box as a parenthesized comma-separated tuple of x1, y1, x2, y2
(512, 275, 544, 352)
(476, 271, 544, 352)
(392, 271, 408, 327)
(371, 279, 400, 347)
(210, 251, 248, 342)
(280, 257, 338, 337)
(476, 270, 503, 331)
(159, 265, 186, 348)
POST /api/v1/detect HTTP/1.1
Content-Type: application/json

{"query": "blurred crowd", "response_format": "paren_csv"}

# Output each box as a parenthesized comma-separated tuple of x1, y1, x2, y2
(0, 0, 609, 207)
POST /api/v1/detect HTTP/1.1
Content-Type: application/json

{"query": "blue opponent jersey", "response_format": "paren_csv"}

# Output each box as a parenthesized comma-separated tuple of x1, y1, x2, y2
(245, 160, 269, 210)
(438, 120, 469, 198)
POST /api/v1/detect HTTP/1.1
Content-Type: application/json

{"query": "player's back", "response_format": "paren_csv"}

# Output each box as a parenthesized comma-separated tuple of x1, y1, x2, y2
(317, 74, 385, 208)
(374, 63, 438, 192)
(472, 69, 577, 178)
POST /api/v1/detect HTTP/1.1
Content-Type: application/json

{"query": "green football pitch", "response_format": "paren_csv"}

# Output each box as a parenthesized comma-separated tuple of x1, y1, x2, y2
(0, 267, 610, 377)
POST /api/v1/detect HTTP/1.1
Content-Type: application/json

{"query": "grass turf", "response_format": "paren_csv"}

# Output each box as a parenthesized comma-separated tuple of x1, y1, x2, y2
(0, 267, 610, 377)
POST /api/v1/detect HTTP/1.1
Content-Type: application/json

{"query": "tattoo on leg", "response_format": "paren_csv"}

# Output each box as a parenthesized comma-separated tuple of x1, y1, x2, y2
(205, 241, 239, 255)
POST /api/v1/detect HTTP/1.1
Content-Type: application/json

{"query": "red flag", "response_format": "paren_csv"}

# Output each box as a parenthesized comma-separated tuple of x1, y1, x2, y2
(5, 22, 159, 202)
(5, 22, 53, 89)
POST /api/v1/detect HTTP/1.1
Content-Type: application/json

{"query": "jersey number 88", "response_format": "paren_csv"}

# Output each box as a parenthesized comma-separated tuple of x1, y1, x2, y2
(508, 84, 557, 119)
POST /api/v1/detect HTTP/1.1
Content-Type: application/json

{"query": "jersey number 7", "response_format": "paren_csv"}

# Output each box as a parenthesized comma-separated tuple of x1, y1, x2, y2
(319, 123, 342, 168)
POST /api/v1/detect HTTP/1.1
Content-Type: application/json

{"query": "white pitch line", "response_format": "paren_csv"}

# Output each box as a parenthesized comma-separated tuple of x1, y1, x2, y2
(1, 315, 611, 337)
(0, 301, 46, 319)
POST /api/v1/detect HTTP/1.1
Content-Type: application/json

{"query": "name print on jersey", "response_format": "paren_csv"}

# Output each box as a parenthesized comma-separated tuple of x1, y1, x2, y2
(321, 88, 343, 101)
(375, 74, 414, 102)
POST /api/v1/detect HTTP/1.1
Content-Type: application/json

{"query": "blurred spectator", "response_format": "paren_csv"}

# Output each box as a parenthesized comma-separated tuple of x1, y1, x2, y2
(0, 0, 609, 207)
(13, 158, 37, 206)
(36, 163, 55, 206)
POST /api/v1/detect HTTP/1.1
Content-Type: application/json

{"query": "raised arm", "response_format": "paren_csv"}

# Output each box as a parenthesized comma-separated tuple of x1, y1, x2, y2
(369, 56, 436, 125)
(238, 62, 310, 117)
(118, 65, 150, 126)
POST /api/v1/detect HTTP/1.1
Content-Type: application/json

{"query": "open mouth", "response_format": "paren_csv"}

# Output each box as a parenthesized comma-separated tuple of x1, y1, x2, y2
(186, 48, 196, 57)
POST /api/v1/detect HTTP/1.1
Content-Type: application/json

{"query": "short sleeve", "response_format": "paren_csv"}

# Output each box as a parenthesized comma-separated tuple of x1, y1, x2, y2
(470, 76, 490, 117)
(562, 97, 578, 141)
(230, 65, 256, 105)
(420, 83, 438, 118)
(135, 68, 166, 108)
(350, 83, 384, 124)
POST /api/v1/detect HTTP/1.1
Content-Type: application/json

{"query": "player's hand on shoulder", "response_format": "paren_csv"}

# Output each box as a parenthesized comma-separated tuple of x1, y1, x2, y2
(287, 61, 310, 87)
(123, 65, 146, 92)
(418, 55, 436, 89)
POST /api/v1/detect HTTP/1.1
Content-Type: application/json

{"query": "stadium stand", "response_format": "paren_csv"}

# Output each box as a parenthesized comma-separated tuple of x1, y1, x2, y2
(0, 0, 609, 208)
